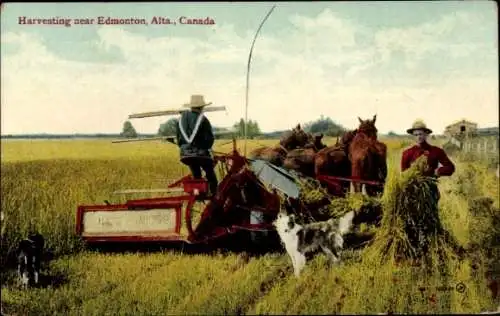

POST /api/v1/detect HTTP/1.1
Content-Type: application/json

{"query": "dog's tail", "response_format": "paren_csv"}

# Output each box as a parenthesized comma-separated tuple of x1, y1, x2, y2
(338, 211, 355, 235)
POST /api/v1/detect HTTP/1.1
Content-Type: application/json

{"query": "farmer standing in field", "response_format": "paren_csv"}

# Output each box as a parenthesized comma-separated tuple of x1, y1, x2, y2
(401, 119, 456, 198)
(175, 95, 218, 196)
(401, 120, 463, 256)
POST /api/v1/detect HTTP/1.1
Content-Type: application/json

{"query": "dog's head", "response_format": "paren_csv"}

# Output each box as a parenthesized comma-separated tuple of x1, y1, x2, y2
(274, 197, 300, 233)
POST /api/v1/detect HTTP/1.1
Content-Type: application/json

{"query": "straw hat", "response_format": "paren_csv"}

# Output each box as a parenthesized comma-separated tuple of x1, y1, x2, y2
(183, 95, 212, 109)
(407, 119, 433, 135)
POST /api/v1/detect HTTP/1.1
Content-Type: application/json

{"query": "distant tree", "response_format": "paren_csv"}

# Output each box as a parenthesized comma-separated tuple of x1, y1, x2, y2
(303, 115, 346, 137)
(158, 118, 179, 137)
(121, 121, 137, 138)
(212, 126, 232, 139)
(387, 131, 398, 137)
(233, 118, 261, 139)
(212, 126, 229, 133)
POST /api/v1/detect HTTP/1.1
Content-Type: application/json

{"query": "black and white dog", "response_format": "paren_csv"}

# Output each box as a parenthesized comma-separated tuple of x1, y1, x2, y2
(17, 233, 45, 288)
(273, 198, 355, 277)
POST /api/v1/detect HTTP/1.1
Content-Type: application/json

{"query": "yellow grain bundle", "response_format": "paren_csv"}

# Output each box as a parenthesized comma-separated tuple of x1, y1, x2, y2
(296, 177, 382, 228)
(366, 155, 461, 266)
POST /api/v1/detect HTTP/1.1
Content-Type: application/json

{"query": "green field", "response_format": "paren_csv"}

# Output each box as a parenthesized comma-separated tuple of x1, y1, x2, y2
(1, 137, 499, 315)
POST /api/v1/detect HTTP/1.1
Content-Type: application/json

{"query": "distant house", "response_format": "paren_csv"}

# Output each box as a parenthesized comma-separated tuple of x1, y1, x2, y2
(443, 119, 478, 138)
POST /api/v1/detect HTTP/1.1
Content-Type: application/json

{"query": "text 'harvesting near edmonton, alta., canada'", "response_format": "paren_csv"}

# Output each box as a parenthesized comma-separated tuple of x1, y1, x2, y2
(17, 15, 216, 27)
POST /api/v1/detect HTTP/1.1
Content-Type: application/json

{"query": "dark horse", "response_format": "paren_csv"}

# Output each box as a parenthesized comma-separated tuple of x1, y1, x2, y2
(281, 133, 327, 177)
(348, 115, 387, 196)
(249, 124, 312, 167)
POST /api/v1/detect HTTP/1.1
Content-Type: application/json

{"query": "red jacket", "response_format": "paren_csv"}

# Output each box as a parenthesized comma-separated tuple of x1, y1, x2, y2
(401, 142, 455, 177)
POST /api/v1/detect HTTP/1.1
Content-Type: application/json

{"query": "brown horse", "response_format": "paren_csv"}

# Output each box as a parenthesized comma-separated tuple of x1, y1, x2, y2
(348, 115, 387, 196)
(280, 124, 313, 150)
(248, 124, 311, 167)
(314, 134, 353, 195)
(282, 133, 326, 177)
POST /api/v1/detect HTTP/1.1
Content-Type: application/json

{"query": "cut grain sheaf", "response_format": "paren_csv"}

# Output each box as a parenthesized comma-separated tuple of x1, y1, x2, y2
(366, 155, 465, 266)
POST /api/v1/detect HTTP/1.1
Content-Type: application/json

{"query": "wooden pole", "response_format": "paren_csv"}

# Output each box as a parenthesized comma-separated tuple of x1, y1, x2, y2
(244, 5, 276, 156)
(111, 136, 175, 143)
(111, 130, 235, 144)
(129, 105, 226, 119)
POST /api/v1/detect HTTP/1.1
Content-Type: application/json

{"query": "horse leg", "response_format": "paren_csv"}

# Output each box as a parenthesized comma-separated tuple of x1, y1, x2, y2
(352, 165, 363, 193)
(351, 159, 363, 193)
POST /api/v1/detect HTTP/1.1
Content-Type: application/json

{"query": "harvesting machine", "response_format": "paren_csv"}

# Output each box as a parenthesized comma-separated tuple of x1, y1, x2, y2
(75, 105, 302, 250)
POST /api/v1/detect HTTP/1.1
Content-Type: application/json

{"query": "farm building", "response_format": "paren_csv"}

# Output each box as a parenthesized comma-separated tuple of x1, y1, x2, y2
(444, 119, 499, 156)
(443, 119, 478, 138)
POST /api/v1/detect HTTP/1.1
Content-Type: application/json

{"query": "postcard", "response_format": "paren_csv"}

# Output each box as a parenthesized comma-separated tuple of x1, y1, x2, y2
(1, 2, 498, 315)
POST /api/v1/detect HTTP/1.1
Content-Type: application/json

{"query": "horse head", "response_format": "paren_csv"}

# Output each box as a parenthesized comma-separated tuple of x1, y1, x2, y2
(310, 133, 326, 151)
(280, 124, 311, 150)
(293, 124, 312, 146)
(357, 115, 378, 139)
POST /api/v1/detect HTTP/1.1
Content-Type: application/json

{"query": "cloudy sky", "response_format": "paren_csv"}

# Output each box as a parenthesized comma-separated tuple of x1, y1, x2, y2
(1, 2, 498, 135)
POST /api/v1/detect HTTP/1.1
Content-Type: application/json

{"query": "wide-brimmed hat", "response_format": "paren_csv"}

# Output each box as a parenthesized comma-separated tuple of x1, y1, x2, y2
(183, 95, 212, 109)
(407, 120, 433, 135)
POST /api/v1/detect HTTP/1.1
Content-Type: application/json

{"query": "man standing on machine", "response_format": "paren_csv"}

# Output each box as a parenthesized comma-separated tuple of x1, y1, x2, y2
(175, 94, 218, 196)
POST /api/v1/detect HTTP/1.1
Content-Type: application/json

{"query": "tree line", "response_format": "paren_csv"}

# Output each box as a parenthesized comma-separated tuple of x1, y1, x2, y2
(120, 116, 351, 139)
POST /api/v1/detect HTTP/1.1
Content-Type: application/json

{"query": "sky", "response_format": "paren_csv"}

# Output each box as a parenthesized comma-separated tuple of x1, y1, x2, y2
(1, 1, 498, 135)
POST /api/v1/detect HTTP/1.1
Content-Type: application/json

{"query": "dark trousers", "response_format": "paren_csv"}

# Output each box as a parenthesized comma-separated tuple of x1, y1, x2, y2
(184, 158, 218, 195)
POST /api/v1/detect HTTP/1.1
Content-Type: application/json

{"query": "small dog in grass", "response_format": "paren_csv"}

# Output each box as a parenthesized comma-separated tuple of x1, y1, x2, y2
(17, 233, 45, 288)
(273, 197, 355, 277)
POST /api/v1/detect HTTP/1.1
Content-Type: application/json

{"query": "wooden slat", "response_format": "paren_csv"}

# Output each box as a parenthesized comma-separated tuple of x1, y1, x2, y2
(111, 136, 175, 143)
(111, 130, 236, 144)
(129, 106, 226, 119)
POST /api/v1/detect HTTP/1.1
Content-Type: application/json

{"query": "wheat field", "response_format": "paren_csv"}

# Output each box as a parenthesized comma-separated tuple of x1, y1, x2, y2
(1, 137, 499, 315)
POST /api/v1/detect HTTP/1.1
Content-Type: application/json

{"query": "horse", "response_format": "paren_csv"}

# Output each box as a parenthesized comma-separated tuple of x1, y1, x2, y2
(280, 124, 313, 150)
(314, 134, 353, 196)
(282, 133, 326, 177)
(249, 124, 312, 167)
(348, 115, 387, 196)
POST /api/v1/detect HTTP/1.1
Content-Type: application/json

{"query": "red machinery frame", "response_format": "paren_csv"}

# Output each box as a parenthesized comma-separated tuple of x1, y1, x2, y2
(316, 175, 385, 197)
(76, 139, 281, 245)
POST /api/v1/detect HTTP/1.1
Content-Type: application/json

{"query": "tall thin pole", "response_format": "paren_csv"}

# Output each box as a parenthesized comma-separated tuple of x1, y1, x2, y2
(244, 5, 276, 156)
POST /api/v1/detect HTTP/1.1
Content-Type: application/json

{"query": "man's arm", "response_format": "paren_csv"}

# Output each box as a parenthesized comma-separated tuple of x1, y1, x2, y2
(401, 149, 411, 172)
(435, 148, 455, 176)
(203, 118, 215, 149)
